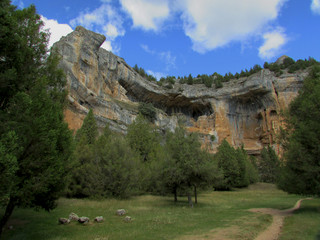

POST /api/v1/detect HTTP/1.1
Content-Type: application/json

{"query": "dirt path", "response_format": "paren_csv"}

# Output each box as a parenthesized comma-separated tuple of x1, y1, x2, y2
(249, 198, 312, 240)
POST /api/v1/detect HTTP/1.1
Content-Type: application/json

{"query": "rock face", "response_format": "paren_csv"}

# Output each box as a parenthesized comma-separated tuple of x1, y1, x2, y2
(69, 212, 79, 221)
(78, 217, 90, 224)
(53, 27, 306, 155)
(58, 218, 70, 225)
(94, 216, 104, 223)
(116, 209, 126, 216)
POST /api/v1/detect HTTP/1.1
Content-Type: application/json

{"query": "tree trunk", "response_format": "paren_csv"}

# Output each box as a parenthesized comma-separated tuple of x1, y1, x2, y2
(194, 185, 197, 204)
(174, 187, 177, 202)
(0, 197, 16, 237)
(187, 193, 193, 208)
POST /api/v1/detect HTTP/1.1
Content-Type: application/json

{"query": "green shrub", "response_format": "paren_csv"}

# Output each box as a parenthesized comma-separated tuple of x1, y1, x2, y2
(138, 102, 157, 122)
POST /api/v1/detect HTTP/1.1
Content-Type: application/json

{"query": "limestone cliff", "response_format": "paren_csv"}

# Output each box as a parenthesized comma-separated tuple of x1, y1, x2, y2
(53, 26, 307, 154)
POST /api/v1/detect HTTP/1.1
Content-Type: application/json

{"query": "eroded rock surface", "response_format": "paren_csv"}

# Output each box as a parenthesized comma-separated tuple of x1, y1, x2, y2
(53, 26, 306, 154)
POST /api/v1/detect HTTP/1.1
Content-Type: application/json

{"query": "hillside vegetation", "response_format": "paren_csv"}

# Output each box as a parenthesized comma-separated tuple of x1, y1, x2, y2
(133, 56, 319, 89)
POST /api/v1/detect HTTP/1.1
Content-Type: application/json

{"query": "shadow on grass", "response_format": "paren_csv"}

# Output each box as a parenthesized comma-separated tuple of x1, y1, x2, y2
(294, 206, 320, 215)
(160, 198, 212, 208)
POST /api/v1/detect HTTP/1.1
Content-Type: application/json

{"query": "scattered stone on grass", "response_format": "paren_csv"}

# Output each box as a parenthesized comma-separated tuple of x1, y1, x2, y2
(124, 216, 132, 222)
(94, 216, 104, 223)
(78, 217, 90, 224)
(116, 209, 126, 216)
(69, 212, 79, 221)
(58, 218, 70, 225)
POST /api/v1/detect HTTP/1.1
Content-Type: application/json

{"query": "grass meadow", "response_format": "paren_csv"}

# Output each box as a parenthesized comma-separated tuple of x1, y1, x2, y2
(2, 183, 320, 240)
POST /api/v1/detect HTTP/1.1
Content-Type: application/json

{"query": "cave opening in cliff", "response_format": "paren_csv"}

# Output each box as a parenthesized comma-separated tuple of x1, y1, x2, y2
(164, 103, 214, 121)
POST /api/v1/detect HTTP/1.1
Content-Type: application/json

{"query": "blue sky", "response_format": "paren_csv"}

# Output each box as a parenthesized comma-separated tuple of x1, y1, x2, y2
(13, 0, 320, 79)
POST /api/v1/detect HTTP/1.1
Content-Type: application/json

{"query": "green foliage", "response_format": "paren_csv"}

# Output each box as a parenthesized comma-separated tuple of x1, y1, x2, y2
(264, 57, 319, 75)
(187, 74, 194, 85)
(282, 57, 295, 68)
(94, 130, 142, 198)
(67, 125, 143, 198)
(133, 64, 157, 82)
(248, 156, 260, 184)
(235, 147, 250, 188)
(214, 140, 258, 190)
(258, 146, 280, 183)
(138, 102, 157, 122)
(201, 74, 213, 88)
(0, 2, 73, 235)
(215, 140, 240, 190)
(75, 109, 98, 145)
(278, 65, 320, 196)
(66, 137, 98, 198)
(133, 57, 317, 91)
(126, 115, 162, 162)
(0, 131, 19, 206)
(0, 2, 48, 110)
(264, 62, 282, 76)
(67, 111, 100, 197)
(162, 127, 220, 203)
(214, 78, 223, 88)
(126, 116, 166, 193)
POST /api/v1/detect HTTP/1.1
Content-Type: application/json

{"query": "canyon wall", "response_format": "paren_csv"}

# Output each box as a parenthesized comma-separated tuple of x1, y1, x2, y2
(53, 26, 307, 154)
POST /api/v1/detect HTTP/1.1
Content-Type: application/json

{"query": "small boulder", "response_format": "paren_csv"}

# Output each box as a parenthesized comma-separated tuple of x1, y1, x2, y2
(69, 212, 79, 221)
(116, 209, 126, 216)
(78, 216, 90, 224)
(94, 216, 104, 223)
(58, 218, 70, 225)
(124, 216, 132, 222)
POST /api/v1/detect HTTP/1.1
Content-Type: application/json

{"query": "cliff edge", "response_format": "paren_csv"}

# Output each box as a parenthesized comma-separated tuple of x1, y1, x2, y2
(53, 26, 307, 154)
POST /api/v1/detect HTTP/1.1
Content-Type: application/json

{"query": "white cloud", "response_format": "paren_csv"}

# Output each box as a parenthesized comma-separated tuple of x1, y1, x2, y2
(41, 16, 73, 49)
(311, 0, 320, 14)
(141, 44, 155, 54)
(103, 23, 120, 40)
(159, 51, 176, 71)
(101, 41, 112, 51)
(70, 4, 125, 53)
(70, 5, 108, 29)
(12, 0, 24, 9)
(120, 0, 170, 31)
(258, 28, 287, 59)
(146, 70, 166, 80)
(178, 0, 286, 53)
(141, 44, 176, 71)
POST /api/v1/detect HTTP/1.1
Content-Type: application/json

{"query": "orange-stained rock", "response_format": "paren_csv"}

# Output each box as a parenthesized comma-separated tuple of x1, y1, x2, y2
(54, 27, 306, 155)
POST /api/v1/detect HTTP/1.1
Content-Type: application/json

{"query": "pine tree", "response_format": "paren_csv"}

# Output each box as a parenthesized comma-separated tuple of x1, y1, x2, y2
(259, 146, 280, 183)
(126, 115, 161, 162)
(67, 109, 99, 197)
(94, 128, 142, 198)
(278, 65, 320, 196)
(162, 127, 217, 206)
(75, 109, 98, 145)
(214, 140, 240, 190)
(0, 2, 73, 235)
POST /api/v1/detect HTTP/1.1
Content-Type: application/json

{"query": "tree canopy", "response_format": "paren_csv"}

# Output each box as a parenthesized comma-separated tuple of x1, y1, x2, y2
(259, 146, 280, 183)
(278, 65, 320, 196)
(162, 127, 219, 206)
(0, 1, 73, 236)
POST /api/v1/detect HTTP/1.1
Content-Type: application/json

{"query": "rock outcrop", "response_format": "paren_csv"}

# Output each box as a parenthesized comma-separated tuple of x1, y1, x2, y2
(53, 26, 307, 154)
